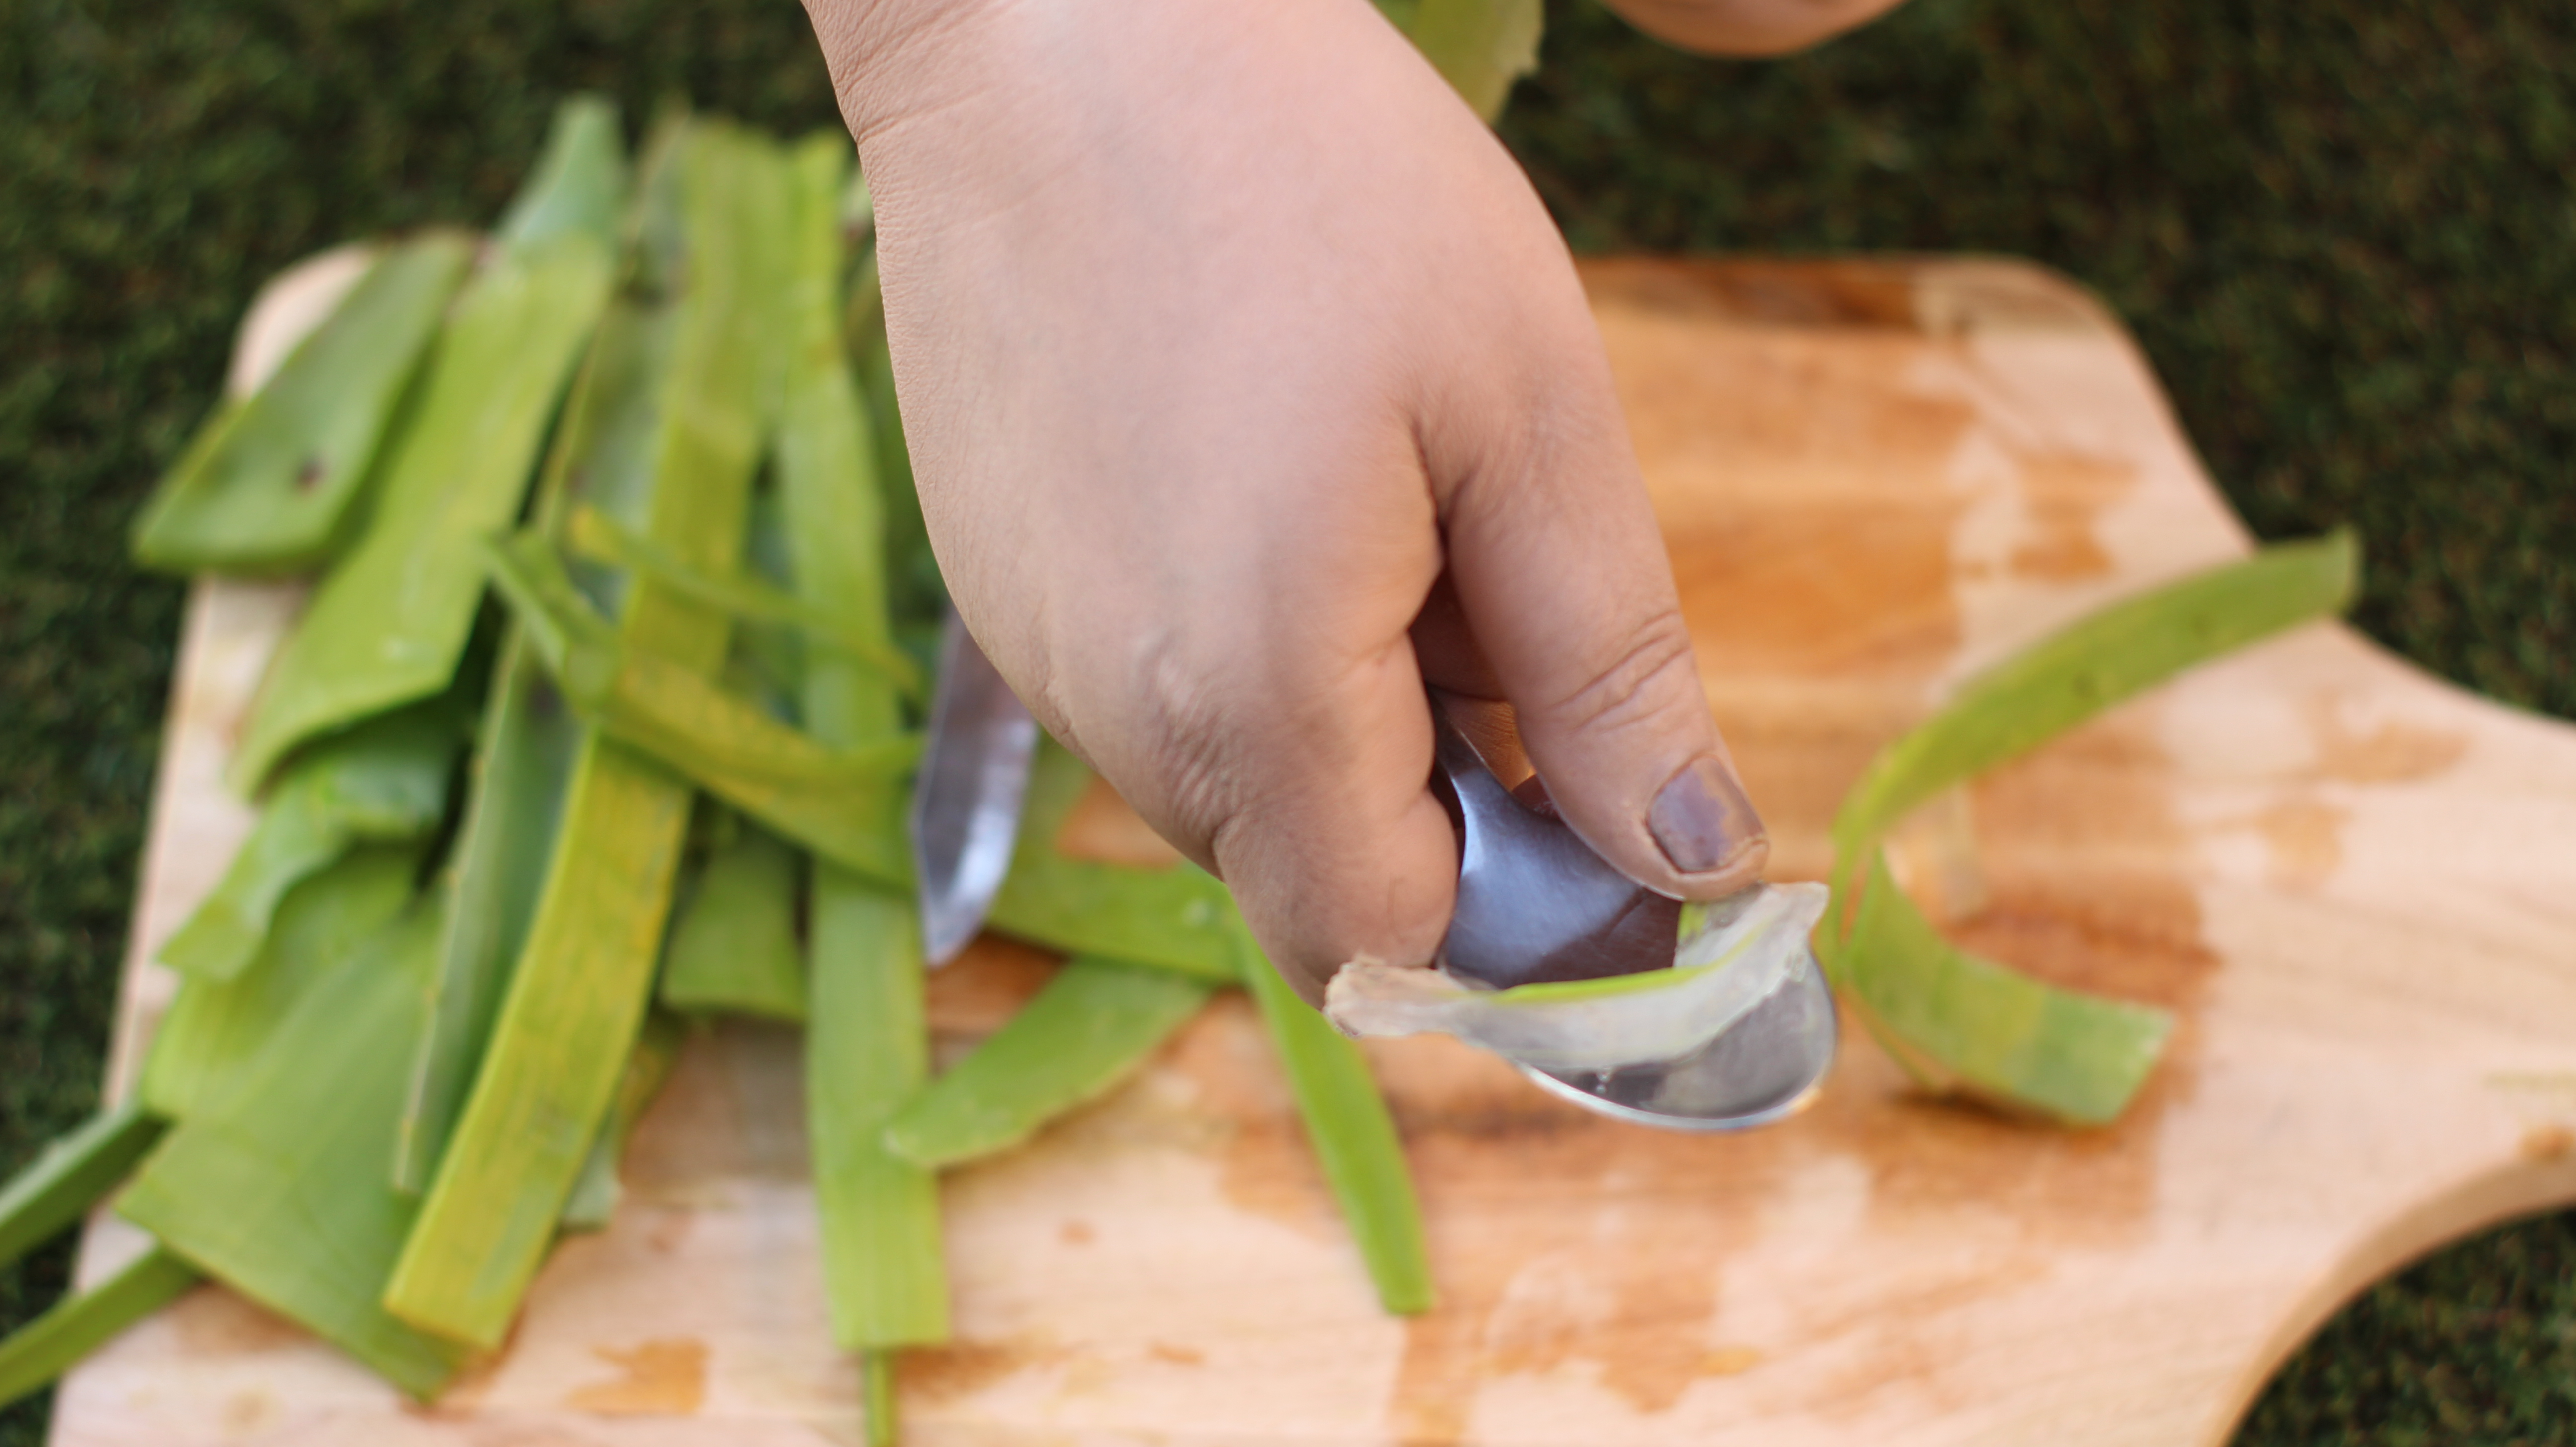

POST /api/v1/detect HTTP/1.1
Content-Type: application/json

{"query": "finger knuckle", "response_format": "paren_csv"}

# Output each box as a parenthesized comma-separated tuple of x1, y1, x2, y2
(1536, 606, 1701, 743)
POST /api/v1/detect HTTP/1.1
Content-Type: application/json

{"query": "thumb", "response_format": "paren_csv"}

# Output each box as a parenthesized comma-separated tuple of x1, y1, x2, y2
(1423, 323, 1769, 902)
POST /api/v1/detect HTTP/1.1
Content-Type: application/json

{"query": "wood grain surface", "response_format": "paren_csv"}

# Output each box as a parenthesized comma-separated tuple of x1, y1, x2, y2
(50, 255, 2576, 1447)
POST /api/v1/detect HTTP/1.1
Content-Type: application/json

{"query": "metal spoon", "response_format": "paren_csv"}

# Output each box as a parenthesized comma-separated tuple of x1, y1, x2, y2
(1429, 692, 1837, 1132)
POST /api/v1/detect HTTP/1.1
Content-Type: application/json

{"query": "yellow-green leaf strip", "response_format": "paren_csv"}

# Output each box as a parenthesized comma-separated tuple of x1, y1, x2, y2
(130, 233, 476, 577)
(0, 1246, 200, 1413)
(1239, 923, 1434, 1316)
(119, 905, 472, 1397)
(143, 843, 423, 1120)
(882, 957, 1213, 1169)
(157, 703, 456, 982)
(660, 820, 809, 1023)
(0, 1104, 166, 1277)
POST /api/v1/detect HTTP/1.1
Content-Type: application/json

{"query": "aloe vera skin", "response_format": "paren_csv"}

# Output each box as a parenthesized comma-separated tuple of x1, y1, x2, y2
(479, 531, 919, 881)
(119, 905, 472, 1398)
(0, 1107, 165, 1279)
(157, 702, 457, 983)
(385, 120, 787, 1351)
(660, 820, 808, 1023)
(883, 958, 1213, 1169)
(395, 124, 665, 1194)
(559, 1010, 687, 1232)
(780, 134, 949, 1353)
(0, 1247, 200, 1413)
(130, 232, 477, 577)
(142, 844, 423, 1121)
(224, 116, 624, 795)
(1238, 925, 1434, 1316)
(1822, 534, 2361, 1123)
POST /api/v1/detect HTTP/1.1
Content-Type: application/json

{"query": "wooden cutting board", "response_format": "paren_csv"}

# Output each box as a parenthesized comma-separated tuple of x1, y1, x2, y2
(50, 255, 2576, 1447)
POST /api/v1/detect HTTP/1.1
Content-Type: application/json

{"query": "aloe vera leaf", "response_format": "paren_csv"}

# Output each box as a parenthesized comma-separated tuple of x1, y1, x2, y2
(565, 502, 923, 697)
(559, 1010, 687, 1232)
(481, 531, 917, 882)
(660, 822, 807, 1023)
(495, 96, 628, 253)
(1826, 532, 2361, 918)
(883, 958, 1213, 1169)
(779, 134, 949, 1350)
(1236, 924, 1434, 1316)
(0, 1246, 199, 1412)
(394, 162, 686, 1193)
(157, 703, 457, 982)
(0, 1105, 165, 1277)
(129, 232, 477, 577)
(1844, 852, 2170, 1125)
(118, 904, 472, 1397)
(983, 741, 1239, 983)
(1401, 0, 1544, 123)
(862, 1350, 899, 1447)
(224, 147, 622, 792)
(142, 843, 422, 1120)
(1817, 534, 2358, 1123)
(385, 120, 787, 1349)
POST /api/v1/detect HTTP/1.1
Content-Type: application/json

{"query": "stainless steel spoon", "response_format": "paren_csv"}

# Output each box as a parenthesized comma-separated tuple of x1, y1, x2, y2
(1429, 692, 1838, 1131)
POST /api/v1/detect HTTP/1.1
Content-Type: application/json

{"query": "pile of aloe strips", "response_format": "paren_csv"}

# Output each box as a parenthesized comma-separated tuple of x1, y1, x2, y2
(0, 66, 2358, 1447)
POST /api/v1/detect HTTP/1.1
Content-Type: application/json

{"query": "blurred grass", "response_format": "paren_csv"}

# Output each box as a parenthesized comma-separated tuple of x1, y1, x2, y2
(0, 0, 2567, 1442)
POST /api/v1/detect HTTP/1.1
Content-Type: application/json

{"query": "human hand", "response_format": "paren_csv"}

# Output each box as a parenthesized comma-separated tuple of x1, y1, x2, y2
(806, 0, 1769, 1003)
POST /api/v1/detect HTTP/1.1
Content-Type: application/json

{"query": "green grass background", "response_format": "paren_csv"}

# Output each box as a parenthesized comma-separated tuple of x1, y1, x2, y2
(0, 0, 2568, 1440)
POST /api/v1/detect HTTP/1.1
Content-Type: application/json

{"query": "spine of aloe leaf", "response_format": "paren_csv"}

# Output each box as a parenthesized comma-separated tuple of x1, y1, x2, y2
(660, 820, 808, 1023)
(882, 957, 1213, 1169)
(223, 105, 625, 795)
(144, 844, 422, 1121)
(393, 158, 662, 1193)
(1237, 925, 1435, 1316)
(118, 905, 471, 1398)
(0, 1246, 200, 1412)
(129, 231, 477, 577)
(158, 701, 456, 983)
(384, 119, 787, 1350)
(0, 1106, 166, 1278)
(780, 134, 949, 1353)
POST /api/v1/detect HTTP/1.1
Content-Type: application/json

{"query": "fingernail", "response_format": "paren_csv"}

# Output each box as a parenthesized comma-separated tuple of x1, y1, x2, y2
(1648, 756, 1767, 878)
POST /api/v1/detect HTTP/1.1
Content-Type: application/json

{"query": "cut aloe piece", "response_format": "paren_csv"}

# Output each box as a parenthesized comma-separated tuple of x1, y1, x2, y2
(883, 958, 1212, 1169)
(0, 1246, 199, 1412)
(130, 232, 476, 577)
(0, 1105, 166, 1277)
(158, 703, 455, 982)
(1400, 0, 1543, 122)
(660, 821, 807, 1023)
(119, 904, 472, 1397)
(144, 843, 423, 1120)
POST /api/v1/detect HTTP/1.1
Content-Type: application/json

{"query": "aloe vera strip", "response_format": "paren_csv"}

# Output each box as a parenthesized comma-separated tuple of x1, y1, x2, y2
(225, 113, 624, 793)
(387, 120, 785, 1348)
(130, 232, 477, 577)
(884, 958, 1212, 1169)
(781, 134, 949, 1350)
(0, 1246, 199, 1412)
(396, 131, 667, 1192)
(862, 1350, 900, 1447)
(1237, 925, 1433, 1315)
(1822, 534, 2359, 1120)
(1400, 0, 1544, 123)
(119, 905, 471, 1397)
(0, 1105, 165, 1277)
(1844, 852, 2169, 1125)
(143, 844, 423, 1120)
(494, 96, 627, 254)
(984, 741, 1239, 983)
(661, 821, 807, 1022)
(560, 1010, 687, 1232)
(565, 502, 922, 695)
(159, 702, 456, 982)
